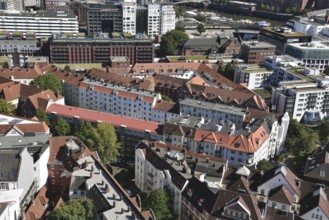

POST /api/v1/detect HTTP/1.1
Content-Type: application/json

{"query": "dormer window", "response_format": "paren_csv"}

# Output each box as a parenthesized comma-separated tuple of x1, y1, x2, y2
(187, 188, 193, 197)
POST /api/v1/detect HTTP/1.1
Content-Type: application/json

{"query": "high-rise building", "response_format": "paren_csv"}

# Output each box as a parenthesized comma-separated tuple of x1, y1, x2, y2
(160, 5, 175, 34)
(86, 2, 122, 36)
(147, 4, 161, 36)
(122, 2, 136, 35)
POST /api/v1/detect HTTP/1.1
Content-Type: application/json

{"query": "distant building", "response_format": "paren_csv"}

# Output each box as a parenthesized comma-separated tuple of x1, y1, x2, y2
(50, 33, 154, 65)
(285, 42, 329, 73)
(234, 64, 273, 89)
(0, 10, 78, 37)
(0, 0, 23, 10)
(304, 145, 329, 184)
(240, 41, 276, 64)
(260, 27, 312, 54)
(0, 190, 23, 220)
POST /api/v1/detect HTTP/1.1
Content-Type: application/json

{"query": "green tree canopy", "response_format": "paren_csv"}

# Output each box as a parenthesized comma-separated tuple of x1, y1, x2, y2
(30, 73, 62, 95)
(175, 25, 185, 32)
(285, 119, 318, 157)
(159, 30, 189, 56)
(221, 62, 236, 81)
(258, 159, 275, 171)
(36, 108, 50, 126)
(3, 62, 9, 69)
(0, 99, 15, 114)
(143, 189, 173, 220)
(75, 121, 120, 164)
(195, 14, 207, 23)
(46, 198, 94, 220)
(54, 117, 71, 136)
(197, 23, 206, 35)
(64, 65, 71, 72)
(318, 120, 329, 145)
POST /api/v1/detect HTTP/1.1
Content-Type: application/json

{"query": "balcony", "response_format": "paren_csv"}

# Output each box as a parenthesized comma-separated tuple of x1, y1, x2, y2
(147, 179, 154, 186)
(148, 172, 154, 178)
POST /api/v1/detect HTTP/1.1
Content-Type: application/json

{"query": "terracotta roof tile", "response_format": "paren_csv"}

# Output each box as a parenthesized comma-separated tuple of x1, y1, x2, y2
(46, 104, 162, 134)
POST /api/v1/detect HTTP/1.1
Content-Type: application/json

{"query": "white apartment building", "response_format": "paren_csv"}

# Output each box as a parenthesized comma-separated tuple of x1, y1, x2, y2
(271, 67, 329, 124)
(160, 5, 175, 34)
(287, 17, 329, 35)
(0, 10, 78, 37)
(147, 4, 161, 36)
(122, 2, 136, 35)
(234, 65, 273, 89)
(77, 80, 179, 123)
(147, 4, 176, 36)
(0, 189, 23, 220)
(180, 98, 246, 129)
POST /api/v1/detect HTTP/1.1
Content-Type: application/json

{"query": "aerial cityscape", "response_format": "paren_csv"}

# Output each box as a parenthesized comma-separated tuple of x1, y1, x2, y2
(0, 0, 329, 219)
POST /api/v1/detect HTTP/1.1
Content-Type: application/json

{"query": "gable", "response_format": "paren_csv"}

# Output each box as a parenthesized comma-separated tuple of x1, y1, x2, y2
(5, 127, 23, 137)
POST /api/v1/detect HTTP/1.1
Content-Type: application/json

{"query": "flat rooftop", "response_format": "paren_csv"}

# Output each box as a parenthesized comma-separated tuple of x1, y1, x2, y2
(180, 98, 246, 116)
(242, 41, 276, 49)
(0, 10, 76, 19)
(262, 27, 308, 37)
(287, 42, 329, 50)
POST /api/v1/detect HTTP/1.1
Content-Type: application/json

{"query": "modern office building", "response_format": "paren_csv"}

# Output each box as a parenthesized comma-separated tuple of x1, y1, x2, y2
(285, 42, 329, 73)
(260, 27, 312, 54)
(50, 33, 154, 64)
(86, 2, 122, 36)
(0, 10, 78, 37)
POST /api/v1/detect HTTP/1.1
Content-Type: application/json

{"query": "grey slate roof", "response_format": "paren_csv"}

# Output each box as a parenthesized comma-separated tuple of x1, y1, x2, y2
(0, 148, 22, 182)
(184, 38, 228, 51)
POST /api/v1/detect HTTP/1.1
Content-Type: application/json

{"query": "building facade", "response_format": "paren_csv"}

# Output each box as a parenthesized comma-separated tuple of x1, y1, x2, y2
(0, 10, 78, 37)
(50, 33, 154, 65)
(122, 2, 137, 35)
(240, 41, 276, 64)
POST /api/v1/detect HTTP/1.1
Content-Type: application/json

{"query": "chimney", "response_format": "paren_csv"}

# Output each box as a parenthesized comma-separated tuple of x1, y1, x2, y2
(326, 10, 329, 23)
(113, 201, 116, 208)
(90, 172, 93, 178)
(121, 208, 124, 214)
(105, 184, 110, 193)
(101, 180, 104, 185)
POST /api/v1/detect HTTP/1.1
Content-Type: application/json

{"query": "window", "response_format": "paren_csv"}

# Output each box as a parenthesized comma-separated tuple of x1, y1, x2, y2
(73, 190, 77, 195)
(272, 202, 276, 208)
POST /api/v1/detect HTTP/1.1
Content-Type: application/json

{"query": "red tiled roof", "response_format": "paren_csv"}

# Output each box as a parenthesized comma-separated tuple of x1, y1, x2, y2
(0, 84, 42, 101)
(130, 62, 211, 75)
(27, 90, 64, 110)
(25, 186, 49, 220)
(46, 104, 161, 134)
(0, 65, 43, 80)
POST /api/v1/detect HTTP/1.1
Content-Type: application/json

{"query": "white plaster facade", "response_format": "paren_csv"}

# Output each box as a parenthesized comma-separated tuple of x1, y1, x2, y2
(122, 2, 136, 35)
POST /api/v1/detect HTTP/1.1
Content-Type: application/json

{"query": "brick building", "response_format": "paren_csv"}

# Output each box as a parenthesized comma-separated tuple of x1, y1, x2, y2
(50, 33, 154, 65)
(240, 41, 276, 64)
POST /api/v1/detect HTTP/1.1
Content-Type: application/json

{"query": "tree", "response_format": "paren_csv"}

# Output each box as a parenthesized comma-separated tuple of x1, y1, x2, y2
(258, 159, 275, 171)
(324, 65, 329, 76)
(3, 62, 9, 69)
(260, 3, 266, 10)
(222, 62, 236, 81)
(161, 95, 173, 102)
(318, 120, 329, 145)
(30, 73, 62, 95)
(36, 108, 50, 126)
(46, 198, 94, 220)
(159, 30, 189, 56)
(175, 25, 185, 32)
(54, 117, 71, 136)
(285, 8, 291, 14)
(0, 99, 15, 114)
(197, 23, 206, 35)
(64, 65, 71, 72)
(75, 121, 120, 164)
(143, 189, 173, 220)
(195, 14, 207, 23)
(75, 121, 100, 150)
(96, 122, 120, 164)
(291, 7, 297, 14)
(285, 119, 318, 157)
